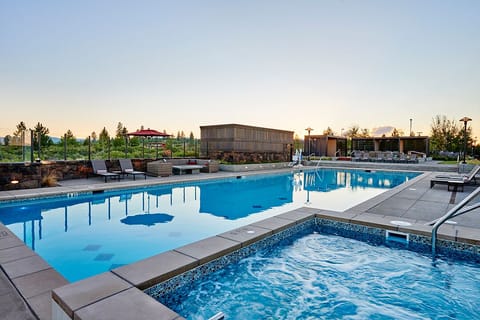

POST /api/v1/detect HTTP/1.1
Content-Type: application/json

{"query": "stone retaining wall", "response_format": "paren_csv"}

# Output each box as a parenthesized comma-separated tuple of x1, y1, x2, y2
(0, 159, 207, 190)
(0, 160, 93, 191)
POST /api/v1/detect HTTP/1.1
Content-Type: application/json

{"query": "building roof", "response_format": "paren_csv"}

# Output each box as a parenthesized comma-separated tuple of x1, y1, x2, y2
(200, 123, 294, 134)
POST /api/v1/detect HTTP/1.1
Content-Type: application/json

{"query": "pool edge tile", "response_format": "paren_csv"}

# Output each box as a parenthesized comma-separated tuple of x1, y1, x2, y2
(73, 287, 181, 320)
(112, 250, 198, 290)
(275, 208, 317, 223)
(217, 225, 272, 248)
(52, 272, 133, 319)
(250, 216, 296, 233)
(173, 236, 241, 266)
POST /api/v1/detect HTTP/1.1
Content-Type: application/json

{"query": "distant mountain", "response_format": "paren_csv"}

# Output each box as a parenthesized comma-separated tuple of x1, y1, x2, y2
(0, 136, 85, 145)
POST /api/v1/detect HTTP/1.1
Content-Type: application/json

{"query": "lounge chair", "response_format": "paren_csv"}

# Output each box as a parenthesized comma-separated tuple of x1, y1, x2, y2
(91, 160, 121, 182)
(430, 166, 479, 192)
(433, 165, 479, 183)
(119, 159, 147, 180)
(435, 165, 479, 178)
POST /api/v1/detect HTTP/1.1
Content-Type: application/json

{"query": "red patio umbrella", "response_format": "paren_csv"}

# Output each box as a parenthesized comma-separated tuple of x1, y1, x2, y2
(126, 128, 172, 158)
(127, 128, 172, 137)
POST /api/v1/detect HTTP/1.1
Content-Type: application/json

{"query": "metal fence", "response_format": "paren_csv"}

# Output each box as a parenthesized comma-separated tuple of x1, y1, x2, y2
(0, 134, 201, 163)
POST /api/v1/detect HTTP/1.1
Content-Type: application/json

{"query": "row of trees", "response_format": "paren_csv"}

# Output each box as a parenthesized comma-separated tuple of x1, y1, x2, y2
(323, 126, 407, 138)
(1, 122, 199, 162)
(3, 122, 197, 147)
(317, 115, 476, 156)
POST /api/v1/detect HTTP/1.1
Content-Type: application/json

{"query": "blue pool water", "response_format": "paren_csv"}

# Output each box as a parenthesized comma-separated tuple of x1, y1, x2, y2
(168, 231, 480, 319)
(0, 169, 419, 281)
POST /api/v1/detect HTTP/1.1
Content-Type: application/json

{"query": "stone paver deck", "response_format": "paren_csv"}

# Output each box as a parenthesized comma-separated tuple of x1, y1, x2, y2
(0, 162, 479, 319)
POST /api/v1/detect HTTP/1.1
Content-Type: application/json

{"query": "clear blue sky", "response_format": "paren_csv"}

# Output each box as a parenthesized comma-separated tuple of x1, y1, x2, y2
(1, 0, 479, 140)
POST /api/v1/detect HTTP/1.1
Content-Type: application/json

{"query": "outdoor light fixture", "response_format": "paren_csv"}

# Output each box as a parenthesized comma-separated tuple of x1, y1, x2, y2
(305, 127, 314, 161)
(459, 117, 472, 164)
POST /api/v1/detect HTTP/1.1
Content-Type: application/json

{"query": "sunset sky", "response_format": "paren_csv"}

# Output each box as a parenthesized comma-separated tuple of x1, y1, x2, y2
(1, 0, 479, 141)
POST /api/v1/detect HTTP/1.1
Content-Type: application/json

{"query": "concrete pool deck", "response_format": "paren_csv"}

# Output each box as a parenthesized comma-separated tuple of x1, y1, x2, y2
(0, 162, 479, 319)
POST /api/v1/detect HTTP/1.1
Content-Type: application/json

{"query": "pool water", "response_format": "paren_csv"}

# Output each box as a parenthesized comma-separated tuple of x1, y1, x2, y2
(0, 169, 419, 281)
(168, 231, 480, 320)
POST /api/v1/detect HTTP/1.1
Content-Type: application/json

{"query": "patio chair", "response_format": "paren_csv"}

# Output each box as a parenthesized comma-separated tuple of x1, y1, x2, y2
(434, 165, 479, 184)
(91, 160, 121, 183)
(430, 166, 479, 192)
(119, 159, 147, 180)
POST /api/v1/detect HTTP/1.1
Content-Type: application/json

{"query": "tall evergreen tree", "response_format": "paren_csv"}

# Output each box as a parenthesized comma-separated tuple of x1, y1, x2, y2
(116, 122, 128, 138)
(61, 130, 77, 145)
(33, 122, 52, 147)
(99, 127, 110, 145)
(14, 121, 27, 137)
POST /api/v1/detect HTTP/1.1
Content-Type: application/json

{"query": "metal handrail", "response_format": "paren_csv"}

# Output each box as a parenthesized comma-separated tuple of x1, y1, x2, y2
(431, 186, 480, 256)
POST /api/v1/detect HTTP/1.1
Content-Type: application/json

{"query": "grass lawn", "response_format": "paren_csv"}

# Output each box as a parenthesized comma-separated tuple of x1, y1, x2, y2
(439, 159, 480, 165)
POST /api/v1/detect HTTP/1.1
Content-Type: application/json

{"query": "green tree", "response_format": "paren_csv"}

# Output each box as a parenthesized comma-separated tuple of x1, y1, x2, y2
(293, 134, 303, 150)
(116, 122, 128, 138)
(345, 125, 360, 138)
(99, 127, 110, 146)
(91, 131, 97, 143)
(10, 121, 27, 146)
(323, 127, 335, 136)
(360, 128, 370, 138)
(14, 121, 27, 137)
(113, 122, 128, 147)
(60, 130, 78, 146)
(429, 115, 466, 152)
(3, 135, 11, 146)
(33, 122, 52, 147)
(391, 128, 403, 137)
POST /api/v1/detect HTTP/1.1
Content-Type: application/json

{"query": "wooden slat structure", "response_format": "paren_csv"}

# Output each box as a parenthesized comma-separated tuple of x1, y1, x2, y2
(200, 124, 294, 163)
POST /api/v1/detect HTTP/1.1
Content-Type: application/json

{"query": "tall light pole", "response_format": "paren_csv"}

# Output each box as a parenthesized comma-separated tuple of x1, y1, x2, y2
(459, 117, 472, 164)
(409, 118, 412, 136)
(472, 136, 477, 156)
(305, 127, 313, 161)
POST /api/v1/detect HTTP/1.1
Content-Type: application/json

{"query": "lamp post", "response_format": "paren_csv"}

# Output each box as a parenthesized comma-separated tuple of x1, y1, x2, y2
(305, 127, 313, 161)
(459, 117, 472, 164)
(472, 136, 477, 156)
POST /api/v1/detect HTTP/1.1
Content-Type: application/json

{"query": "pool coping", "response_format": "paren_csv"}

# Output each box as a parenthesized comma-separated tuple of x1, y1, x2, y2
(1, 165, 478, 319)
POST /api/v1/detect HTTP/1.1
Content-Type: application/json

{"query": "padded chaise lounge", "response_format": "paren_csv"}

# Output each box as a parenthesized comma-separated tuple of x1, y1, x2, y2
(430, 165, 480, 192)
(119, 159, 147, 180)
(91, 160, 121, 182)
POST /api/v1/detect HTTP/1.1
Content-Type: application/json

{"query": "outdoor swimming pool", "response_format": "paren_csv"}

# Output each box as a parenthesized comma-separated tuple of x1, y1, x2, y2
(0, 168, 419, 282)
(163, 229, 480, 319)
